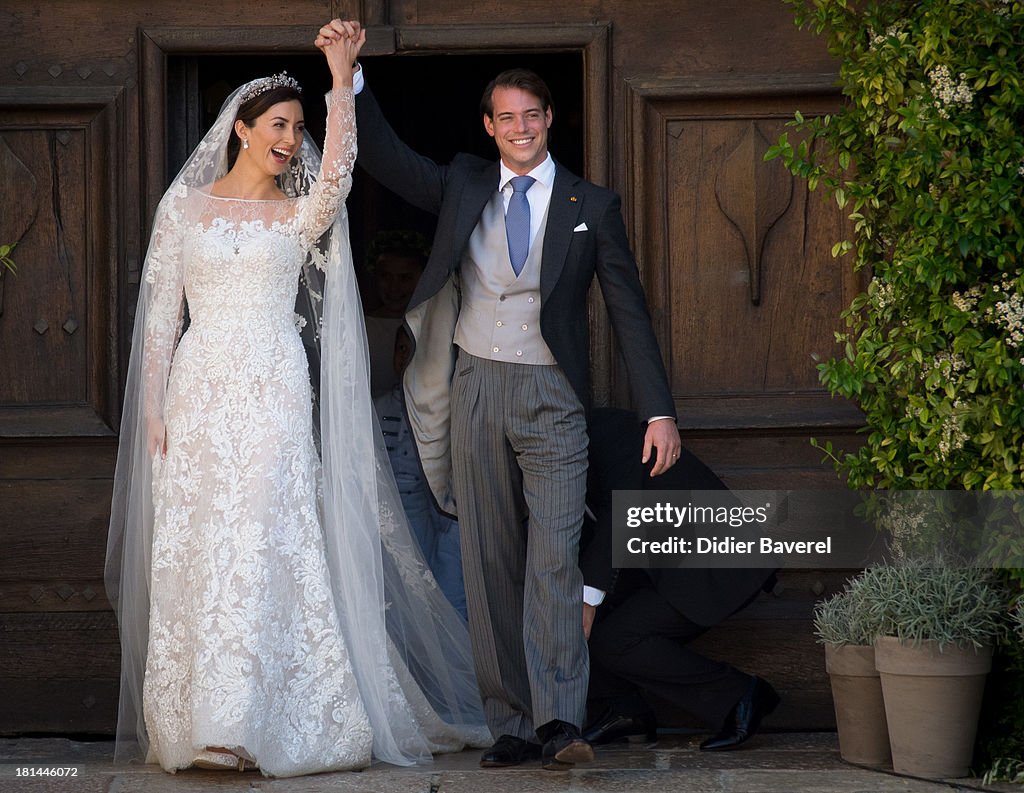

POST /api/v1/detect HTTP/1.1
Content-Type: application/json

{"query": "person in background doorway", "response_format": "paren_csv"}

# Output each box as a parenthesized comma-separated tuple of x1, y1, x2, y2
(580, 408, 780, 752)
(375, 325, 468, 620)
(363, 230, 429, 397)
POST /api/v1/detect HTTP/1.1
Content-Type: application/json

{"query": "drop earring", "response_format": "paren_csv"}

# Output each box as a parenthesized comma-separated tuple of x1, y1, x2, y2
(242, 138, 249, 150)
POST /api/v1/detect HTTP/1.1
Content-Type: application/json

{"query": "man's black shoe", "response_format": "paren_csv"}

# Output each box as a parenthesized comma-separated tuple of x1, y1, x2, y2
(479, 734, 542, 767)
(582, 707, 657, 745)
(699, 676, 780, 751)
(538, 720, 595, 770)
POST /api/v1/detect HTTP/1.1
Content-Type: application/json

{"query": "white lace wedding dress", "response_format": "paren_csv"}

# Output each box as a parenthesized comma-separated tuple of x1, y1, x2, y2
(129, 86, 487, 777)
(139, 87, 375, 776)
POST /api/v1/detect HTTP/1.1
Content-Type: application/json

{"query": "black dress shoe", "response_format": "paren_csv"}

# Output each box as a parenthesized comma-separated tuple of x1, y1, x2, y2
(479, 734, 542, 767)
(699, 676, 780, 751)
(538, 721, 595, 770)
(582, 707, 657, 745)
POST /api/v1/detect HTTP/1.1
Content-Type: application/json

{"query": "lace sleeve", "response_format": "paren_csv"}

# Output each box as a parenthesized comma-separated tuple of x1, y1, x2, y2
(298, 88, 357, 253)
(141, 189, 187, 421)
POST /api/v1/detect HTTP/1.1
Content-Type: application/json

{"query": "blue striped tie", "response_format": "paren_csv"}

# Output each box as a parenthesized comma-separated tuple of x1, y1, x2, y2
(505, 175, 535, 276)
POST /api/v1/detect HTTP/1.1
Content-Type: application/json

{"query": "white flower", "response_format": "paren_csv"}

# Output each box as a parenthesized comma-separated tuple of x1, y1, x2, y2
(869, 23, 902, 48)
(922, 351, 967, 383)
(932, 399, 970, 461)
(870, 277, 896, 310)
(991, 286, 1024, 348)
(928, 64, 974, 115)
(951, 285, 982, 316)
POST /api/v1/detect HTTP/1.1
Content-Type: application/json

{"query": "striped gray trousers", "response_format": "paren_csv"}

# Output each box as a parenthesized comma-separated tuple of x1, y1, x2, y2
(450, 349, 590, 741)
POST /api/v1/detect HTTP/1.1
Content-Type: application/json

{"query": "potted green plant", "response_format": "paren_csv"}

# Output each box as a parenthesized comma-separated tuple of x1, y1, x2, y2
(857, 564, 1004, 778)
(814, 578, 891, 767)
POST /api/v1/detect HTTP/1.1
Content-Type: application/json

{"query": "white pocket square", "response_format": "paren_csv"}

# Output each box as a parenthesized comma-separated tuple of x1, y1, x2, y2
(573, 222, 589, 232)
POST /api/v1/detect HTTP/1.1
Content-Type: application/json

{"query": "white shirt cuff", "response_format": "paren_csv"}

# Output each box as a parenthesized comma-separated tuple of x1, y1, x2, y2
(352, 63, 365, 95)
(583, 586, 606, 607)
(647, 416, 674, 424)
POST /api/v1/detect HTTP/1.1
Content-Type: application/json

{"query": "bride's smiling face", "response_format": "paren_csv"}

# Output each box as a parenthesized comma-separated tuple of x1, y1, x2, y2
(237, 100, 305, 176)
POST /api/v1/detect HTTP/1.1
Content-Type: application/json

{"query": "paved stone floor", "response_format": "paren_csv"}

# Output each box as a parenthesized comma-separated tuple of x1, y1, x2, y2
(0, 733, 1015, 793)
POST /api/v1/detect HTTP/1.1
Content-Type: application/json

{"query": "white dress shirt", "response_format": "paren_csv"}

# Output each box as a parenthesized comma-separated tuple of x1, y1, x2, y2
(498, 156, 555, 251)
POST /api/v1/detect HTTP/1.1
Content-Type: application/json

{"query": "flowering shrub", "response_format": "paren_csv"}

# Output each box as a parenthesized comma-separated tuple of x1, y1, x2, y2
(766, 0, 1024, 491)
(768, 0, 1024, 778)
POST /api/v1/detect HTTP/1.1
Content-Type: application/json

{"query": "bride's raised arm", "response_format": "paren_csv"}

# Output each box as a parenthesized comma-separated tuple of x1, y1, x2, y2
(298, 21, 365, 251)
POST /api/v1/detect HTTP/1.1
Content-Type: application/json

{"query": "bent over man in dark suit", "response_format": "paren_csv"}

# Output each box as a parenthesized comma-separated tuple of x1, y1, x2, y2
(580, 408, 779, 751)
(318, 18, 681, 771)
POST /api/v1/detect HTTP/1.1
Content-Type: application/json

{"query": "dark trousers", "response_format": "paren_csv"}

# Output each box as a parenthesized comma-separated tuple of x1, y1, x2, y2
(587, 572, 751, 729)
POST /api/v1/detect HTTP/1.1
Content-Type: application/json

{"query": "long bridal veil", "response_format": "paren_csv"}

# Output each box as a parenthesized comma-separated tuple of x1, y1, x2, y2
(105, 78, 488, 768)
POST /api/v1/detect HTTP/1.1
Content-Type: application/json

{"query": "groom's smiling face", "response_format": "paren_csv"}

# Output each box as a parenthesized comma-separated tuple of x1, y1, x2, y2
(483, 86, 552, 176)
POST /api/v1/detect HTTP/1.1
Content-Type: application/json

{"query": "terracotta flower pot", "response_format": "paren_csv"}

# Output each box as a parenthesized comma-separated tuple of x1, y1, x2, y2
(825, 643, 891, 766)
(874, 635, 992, 778)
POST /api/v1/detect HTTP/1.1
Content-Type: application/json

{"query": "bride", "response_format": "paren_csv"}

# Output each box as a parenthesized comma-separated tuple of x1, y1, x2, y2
(105, 21, 488, 777)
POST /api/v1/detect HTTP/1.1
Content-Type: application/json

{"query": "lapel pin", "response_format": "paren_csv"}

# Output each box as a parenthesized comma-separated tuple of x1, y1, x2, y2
(569, 196, 577, 202)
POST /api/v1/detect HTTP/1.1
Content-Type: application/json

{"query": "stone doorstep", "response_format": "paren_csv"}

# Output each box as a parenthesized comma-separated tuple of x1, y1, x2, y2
(0, 734, 1014, 793)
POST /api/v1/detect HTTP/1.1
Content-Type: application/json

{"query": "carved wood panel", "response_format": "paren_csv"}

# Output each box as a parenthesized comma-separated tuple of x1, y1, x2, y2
(0, 87, 124, 437)
(0, 444, 117, 616)
(624, 75, 864, 431)
(0, 128, 89, 404)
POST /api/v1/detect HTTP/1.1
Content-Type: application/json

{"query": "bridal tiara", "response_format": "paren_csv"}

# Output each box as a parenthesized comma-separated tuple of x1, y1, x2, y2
(237, 72, 302, 105)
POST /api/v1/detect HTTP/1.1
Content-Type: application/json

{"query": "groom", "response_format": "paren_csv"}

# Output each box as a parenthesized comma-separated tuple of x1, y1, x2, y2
(320, 19, 680, 771)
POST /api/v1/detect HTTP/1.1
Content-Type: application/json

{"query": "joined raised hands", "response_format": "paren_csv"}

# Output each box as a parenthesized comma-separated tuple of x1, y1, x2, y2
(315, 19, 365, 87)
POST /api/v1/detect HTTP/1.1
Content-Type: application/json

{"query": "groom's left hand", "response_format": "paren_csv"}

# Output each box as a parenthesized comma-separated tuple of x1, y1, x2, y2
(643, 417, 681, 477)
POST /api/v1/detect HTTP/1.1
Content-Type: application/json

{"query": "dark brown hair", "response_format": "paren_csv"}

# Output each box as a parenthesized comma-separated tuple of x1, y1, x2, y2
(226, 85, 303, 169)
(479, 69, 553, 119)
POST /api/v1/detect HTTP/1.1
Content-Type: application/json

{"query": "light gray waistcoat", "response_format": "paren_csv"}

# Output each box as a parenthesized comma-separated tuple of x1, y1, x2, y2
(453, 190, 555, 365)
